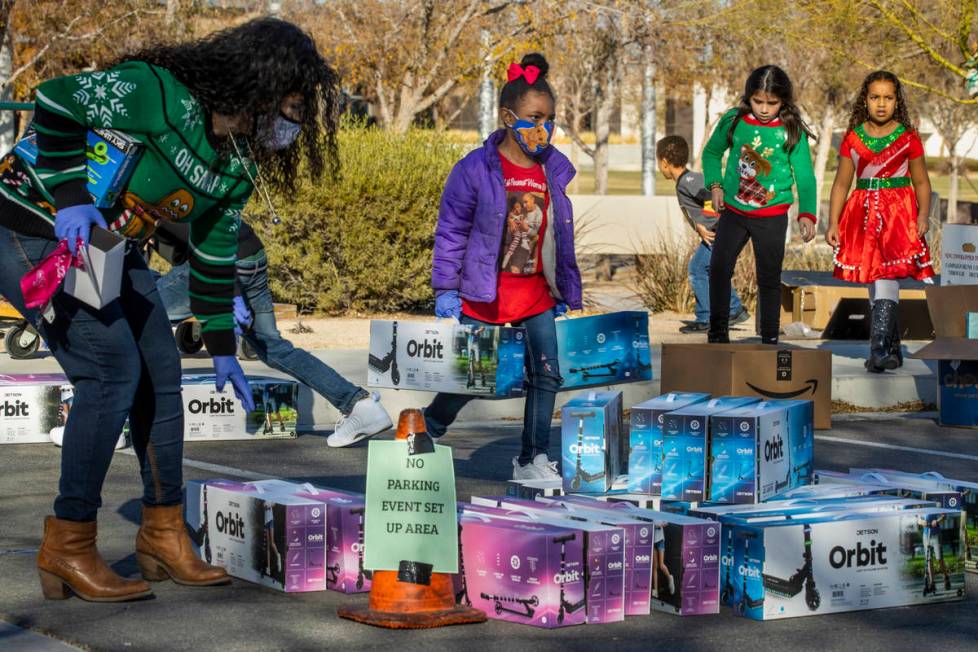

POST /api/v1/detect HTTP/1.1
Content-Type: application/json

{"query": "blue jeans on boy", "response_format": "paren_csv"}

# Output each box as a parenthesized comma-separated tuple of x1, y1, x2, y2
(689, 241, 744, 324)
(157, 256, 367, 415)
(0, 227, 184, 522)
(423, 308, 562, 465)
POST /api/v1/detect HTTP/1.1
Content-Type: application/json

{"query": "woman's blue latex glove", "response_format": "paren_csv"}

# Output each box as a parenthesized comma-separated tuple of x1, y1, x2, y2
(54, 204, 107, 255)
(434, 290, 461, 320)
(554, 302, 568, 317)
(233, 295, 252, 334)
(213, 355, 255, 412)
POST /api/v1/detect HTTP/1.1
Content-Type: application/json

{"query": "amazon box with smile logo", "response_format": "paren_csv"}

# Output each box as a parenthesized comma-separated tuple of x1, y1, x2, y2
(911, 285, 978, 428)
(660, 344, 831, 429)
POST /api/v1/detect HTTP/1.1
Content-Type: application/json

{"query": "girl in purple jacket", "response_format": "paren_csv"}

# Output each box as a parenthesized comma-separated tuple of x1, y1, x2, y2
(425, 53, 583, 482)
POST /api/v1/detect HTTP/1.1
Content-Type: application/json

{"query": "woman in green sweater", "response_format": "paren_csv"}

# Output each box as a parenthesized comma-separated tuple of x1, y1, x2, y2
(702, 65, 817, 344)
(0, 18, 340, 602)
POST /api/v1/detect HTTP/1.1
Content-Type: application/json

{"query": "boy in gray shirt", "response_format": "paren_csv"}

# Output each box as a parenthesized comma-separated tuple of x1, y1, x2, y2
(657, 135, 748, 333)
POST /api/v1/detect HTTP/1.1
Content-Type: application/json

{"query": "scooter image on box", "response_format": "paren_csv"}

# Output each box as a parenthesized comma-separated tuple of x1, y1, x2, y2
(567, 411, 605, 491)
(569, 360, 620, 381)
(919, 513, 952, 596)
(480, 592, 539, 619)
(368, 321, 400, 385)
(456, 523, 473, 607)
(736, 532, 765, 615)
(350, 507, 373, 589)
(554, 533, 585, 624)
(762, 523, 820, 611)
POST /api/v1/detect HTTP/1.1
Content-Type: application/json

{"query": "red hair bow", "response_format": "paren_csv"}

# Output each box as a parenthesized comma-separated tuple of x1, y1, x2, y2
(507, 63, 540, 85)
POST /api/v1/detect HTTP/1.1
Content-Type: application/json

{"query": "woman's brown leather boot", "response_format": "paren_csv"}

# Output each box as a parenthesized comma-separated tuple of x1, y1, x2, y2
(37, 516, 153, 602)
(135, 504, 230, 586)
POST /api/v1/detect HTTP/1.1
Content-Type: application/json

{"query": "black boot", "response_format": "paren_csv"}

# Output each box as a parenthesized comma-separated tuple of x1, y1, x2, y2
(889, 310, 903, 368)
(865, 299, 899, 373)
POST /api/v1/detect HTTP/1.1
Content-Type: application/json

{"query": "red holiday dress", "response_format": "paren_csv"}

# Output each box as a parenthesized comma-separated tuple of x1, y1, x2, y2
(833, 124, 934, 283)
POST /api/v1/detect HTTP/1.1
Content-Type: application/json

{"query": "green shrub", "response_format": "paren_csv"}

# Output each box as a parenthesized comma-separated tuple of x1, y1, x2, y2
(248, 121, 463, 313)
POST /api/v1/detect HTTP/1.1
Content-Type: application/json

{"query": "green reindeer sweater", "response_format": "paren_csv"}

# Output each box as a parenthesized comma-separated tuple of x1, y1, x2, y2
(702, 109, 817, 222)
(0, 61, 256, 355)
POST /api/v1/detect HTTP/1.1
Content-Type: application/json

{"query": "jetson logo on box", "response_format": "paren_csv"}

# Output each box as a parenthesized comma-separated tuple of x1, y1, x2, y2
(1, 400, 29, 417)
(189, 397, 235, 415)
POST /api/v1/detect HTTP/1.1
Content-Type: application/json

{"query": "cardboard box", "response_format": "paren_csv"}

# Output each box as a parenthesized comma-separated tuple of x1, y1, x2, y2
(627, 393, 711, 495)
(726, 508, 966, 620)
(660, 344, 832, 429)
(556, 312, 652, 390)
(941, 224, 978, 286)
(181, 375, 298, 441)
(63, 227, 125, 309)
(911, 285, 978, 427)
(661, 397, 760, 503)
(560, 391, 624, 494)
(458, 512, 587, 628)
(184, 480, 327, 593)
(709, 400, 814, 504)
(0, 373, 67, 443)
(460, 502, 626, 624)
(367, 320, 526, 397)
(551, 497, 722, 616)
(492, 495, 655, 616)
(0, 373, 122, 447)
(15, 128, 143, 208)
(780, 271, 930, 335)
(847, 469, 978, 573)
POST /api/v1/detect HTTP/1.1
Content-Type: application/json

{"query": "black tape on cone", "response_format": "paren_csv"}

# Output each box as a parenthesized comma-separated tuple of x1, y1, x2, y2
(398, 560, 433, 585)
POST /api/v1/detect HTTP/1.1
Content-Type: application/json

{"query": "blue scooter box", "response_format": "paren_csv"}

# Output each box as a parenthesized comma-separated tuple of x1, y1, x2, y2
(557, 312, 651, 390)
(561, 390, 623, 493)
(627, 393, 710, 495)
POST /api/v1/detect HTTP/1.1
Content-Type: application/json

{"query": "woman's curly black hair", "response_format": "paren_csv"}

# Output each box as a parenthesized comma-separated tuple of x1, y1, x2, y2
(117, 17, 340, 193)
(846, 71, 914, 134)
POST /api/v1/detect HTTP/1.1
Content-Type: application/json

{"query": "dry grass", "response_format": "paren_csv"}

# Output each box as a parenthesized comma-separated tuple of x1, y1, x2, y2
(630, 234, 835, 314)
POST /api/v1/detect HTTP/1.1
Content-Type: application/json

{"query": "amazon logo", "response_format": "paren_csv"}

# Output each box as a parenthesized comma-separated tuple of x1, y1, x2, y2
(745, 379, 819, 399)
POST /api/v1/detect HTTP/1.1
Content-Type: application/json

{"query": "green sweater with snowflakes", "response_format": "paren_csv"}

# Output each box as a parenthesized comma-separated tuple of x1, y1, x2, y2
(0, 61, 256, 355)
(702, 109, 817, 222)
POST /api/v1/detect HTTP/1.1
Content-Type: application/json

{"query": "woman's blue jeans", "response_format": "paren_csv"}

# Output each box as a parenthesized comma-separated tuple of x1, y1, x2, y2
(0, 226, 184, 522)
(423, 308, 562, 465)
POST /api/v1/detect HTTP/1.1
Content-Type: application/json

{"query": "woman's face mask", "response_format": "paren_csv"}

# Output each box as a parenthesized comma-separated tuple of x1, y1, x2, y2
(505, 108, 554, 157)
(262, 114, 302, 151)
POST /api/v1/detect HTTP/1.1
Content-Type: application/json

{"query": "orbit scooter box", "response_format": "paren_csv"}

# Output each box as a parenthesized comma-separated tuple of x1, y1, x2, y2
(0, 373, 70, 444)
(246, 480, 372, 593)
(180, 375, 298, 441)
(543, 496, 721, 616)
(708, 400, 814, 504)
(561, 391, 624, 494)
(506, 479, 564, 499)
(816, 470, 964, 509)
(627, 393, 711, 495)
(661, 397, 759, 502)
(458, 512, 587, 628)
(367, 320, 526, 397)
(841, 468, 978, 573)
(184, 480, 327, 593)
(556, 311, 652, 390)
(530, 495, 655, 616)
(461, 501, 626, 624)
(725, 508, 966, 620)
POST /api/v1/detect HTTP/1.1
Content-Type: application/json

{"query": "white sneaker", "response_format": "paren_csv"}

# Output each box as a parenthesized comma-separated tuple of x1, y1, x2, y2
(327, 392, 393, 448)
(512, 454, 561, 482)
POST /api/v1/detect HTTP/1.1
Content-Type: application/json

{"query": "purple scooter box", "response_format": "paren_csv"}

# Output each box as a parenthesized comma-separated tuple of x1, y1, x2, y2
(461, 501, 625, 624)
(459, 512, 586, 628)
(292, 488, 371, 594)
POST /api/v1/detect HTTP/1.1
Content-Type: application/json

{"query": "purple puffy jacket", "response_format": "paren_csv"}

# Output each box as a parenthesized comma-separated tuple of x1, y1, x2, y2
(431, 129, 583, 309)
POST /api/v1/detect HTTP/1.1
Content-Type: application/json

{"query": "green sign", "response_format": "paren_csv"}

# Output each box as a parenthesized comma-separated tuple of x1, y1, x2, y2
(363, 439, 458, 573)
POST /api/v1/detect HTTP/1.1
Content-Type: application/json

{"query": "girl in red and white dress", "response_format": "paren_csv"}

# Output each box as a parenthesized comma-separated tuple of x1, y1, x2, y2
(826, 70, 934, 373)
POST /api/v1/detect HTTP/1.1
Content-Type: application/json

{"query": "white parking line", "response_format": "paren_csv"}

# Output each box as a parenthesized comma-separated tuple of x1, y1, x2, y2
(119, 449, 276, 480)
(816, 435, 978, 463)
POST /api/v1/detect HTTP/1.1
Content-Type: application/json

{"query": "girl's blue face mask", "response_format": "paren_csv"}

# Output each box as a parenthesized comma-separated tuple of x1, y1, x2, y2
(505, 108, 554, 157)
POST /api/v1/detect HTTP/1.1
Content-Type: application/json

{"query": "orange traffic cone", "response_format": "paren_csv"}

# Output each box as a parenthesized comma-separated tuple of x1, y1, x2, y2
(337, 409, 486, 629)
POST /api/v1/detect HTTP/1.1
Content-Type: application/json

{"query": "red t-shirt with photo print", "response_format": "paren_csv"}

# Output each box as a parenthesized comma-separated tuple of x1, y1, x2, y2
(462, 155, 557, 324)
